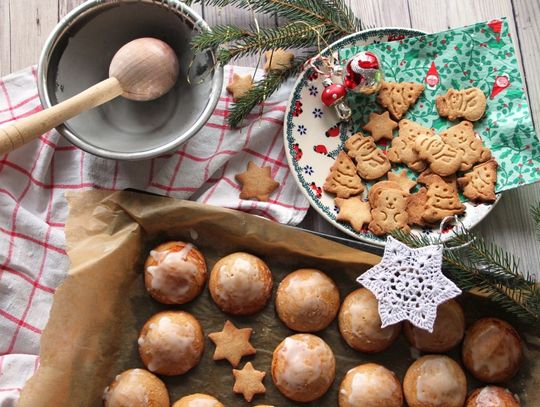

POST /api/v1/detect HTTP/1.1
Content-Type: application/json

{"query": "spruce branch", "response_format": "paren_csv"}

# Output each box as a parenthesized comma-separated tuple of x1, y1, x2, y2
(531, 201, 540, 241)
(392, 230, 540, 325)
(191, 25, 251, 51)
(227, 58, 305, 128)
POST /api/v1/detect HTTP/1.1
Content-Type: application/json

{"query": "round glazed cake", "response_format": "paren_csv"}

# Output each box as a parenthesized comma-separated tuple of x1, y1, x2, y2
(209, 252, 273, 315)
(271, 333, 336, 403)
(404, 299, 465, 353)
(465, 386, 520, 406)
(103, 368, 169, 407)
(275, 268, 340, 332)
(172, 393, 224, 407)
(339, 363, 403, 407)
(403, 355, 467, 407)
(338, 288, 401, 352)
(462, 317, 523, 383)
(138, 310, 204, 376)
(144, 241, 207, 305)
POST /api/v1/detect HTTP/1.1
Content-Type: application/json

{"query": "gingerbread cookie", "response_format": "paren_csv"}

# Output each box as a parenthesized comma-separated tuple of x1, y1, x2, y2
(388, 170, 417, 193)
(323, 151, 364, 198)
(407, 187, 428, 226)
(235, 161, 280, 201)
(436, 87, 487, 121)
(233, 362, 266, 402)
(345, 133, 391, 180)
(335, 197, 372, 232)
(362, 111, 398, 141)
(368, 181, 403, 207)
(377, 81, 424, 120)
(208, 320, 256, 367)
(368, 181, 410, 236)
(458, 159, 498, 203)
(440, 121, 492, 171)
(415, 134, 462, 177)
(417, 172, 465, 223)
(387, 119, 430, 172)
(264, 49, 294, 72)
(226, 74, 253, 100)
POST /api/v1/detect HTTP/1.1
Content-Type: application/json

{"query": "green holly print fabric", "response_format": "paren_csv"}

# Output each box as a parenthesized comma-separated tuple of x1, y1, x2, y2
(339, 18, 539, 193)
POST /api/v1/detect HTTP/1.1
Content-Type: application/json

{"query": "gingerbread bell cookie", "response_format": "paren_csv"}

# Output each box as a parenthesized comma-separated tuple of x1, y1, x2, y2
(436, 87, 487, 121)
(362, 111, 398, 141)
(323, 151, 364, 198)
(345, 133, 391, 180)
(387, 119, 430, 172)
(235, 161, 280, 201)
(440, 121, 491, 171)
(377, 81, 424, 120)
(458, 159, 498, 203)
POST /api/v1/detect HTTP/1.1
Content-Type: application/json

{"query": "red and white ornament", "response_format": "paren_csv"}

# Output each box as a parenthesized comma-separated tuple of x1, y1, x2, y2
(321, 78, 351, 121)
(343, 51, 383, 94)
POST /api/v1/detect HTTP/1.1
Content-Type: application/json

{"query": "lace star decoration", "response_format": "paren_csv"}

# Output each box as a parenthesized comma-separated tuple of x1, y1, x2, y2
(357, 236, 461, 332)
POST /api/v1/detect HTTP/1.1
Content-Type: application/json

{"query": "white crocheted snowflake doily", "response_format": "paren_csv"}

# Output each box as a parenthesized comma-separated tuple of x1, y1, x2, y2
(357, 236, 461, 332)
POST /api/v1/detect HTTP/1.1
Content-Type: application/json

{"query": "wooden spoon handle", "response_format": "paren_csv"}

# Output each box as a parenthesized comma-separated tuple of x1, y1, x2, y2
(0, 77, 123, 155)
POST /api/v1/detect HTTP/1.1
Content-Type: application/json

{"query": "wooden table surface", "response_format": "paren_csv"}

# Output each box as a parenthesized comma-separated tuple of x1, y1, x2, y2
(1, 0, 539, 278)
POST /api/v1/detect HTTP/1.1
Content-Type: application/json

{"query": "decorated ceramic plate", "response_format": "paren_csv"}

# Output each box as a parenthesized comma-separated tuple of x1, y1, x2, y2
(284, 27, 500, 246)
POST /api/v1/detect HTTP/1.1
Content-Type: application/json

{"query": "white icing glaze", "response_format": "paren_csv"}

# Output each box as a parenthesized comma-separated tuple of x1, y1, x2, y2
(187, 399, 218, 407)
(470, 325, 520, 377)
(147, 244, 198, 301)
(346, 367, 397, 405)
(416, 358, 461, 404)
(348, 297, 394, 341)
(277, 337, 324, 390)
(216, 257, 265, 303)
(476, 387, 504, 407)
(283, 271, 333, 310)
(105, 369, 150, 406)
(143, 316, 195, 373)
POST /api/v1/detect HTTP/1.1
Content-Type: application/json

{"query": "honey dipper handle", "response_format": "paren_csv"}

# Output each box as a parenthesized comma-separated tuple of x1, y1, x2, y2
(0, 77, 123, 155)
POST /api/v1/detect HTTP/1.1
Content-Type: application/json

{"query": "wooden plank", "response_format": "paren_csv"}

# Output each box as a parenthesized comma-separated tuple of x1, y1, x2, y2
(8, 0, 58, 72)
(349, 0, 411, 29)
(0, 0, 11, 76)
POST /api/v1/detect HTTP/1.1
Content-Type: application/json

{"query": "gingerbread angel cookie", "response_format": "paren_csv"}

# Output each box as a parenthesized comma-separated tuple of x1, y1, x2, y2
(415, 134, 462, 177)
(440, 121, 492, 171)
(345, 133, 391, 180)
(417, 172, 465, 223)
(436, 87, 487, 121)
(387, 119, 430, 172)
(368, 182, 410, 236)
(323, 151, 364, 198)
(377, 81, 424, 120)
(458, 159, 498, 203)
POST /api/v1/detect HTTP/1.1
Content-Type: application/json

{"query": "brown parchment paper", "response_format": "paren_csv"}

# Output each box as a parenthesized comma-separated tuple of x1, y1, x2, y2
(18, 190, 540, 406)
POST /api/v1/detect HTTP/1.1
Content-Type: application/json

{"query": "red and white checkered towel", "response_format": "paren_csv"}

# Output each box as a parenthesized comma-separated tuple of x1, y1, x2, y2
(0, 65, 309, 405)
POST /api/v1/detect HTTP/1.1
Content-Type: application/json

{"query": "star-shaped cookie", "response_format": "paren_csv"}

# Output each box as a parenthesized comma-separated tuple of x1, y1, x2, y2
(232, 362, 266, 402)
(388, 170, 417, 193)
(226, 73, 253, 100)
(235, 161, 280, 201)
(335, 197, 372, 232)
(264, 49, 294, 72)
(208, 320, 256, 367)
(362, 111, 398, 141)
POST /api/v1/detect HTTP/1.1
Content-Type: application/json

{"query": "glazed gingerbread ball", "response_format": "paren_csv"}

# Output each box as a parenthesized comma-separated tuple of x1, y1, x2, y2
(275, 268, 340, 332)
(339, 363, 403, 407)
(271, 333, 335, 403)
(209, 252, 273, 315)
(103, 368, 169, 407)
(462, 317, 523, 383)
(138, 311, 204, 376)
(465, 386, 520, 407)
(144, 241, 207, 305)
(172, 393, 224, 407)
(338, 288, 401, 353)
(404, 299, 465, 353)
(403, 355, 467, 407)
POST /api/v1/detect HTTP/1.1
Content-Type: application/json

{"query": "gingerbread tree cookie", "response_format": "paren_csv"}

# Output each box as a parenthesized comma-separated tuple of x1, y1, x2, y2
(458, 159, 498, 203)
(335, 197, 372, 232)
(232, 362, 266, 402)
(235, 161, 280, 201)
(345, 133, 391, 180)
(362, 111, 398, 141)
(440, 121, 492, 171)
(368, 182, 410, 236)
(208, 320, 256, 367)
(377, 81, 425, 120)
(436, 87, 487, 121)
(415, 134, 462, 177)
(417, 172, 465, 223)
(323, 151, 364, 198)
(387, 119, 430, 172)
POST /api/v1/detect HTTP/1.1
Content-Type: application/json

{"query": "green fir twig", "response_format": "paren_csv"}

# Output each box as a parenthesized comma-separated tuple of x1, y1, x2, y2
(392, 230, 540, 325)
(531, 201, 540, 241)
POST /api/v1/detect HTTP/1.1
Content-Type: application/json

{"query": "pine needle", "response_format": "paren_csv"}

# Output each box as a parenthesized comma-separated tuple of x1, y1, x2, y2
(531, 201, 540, 241)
